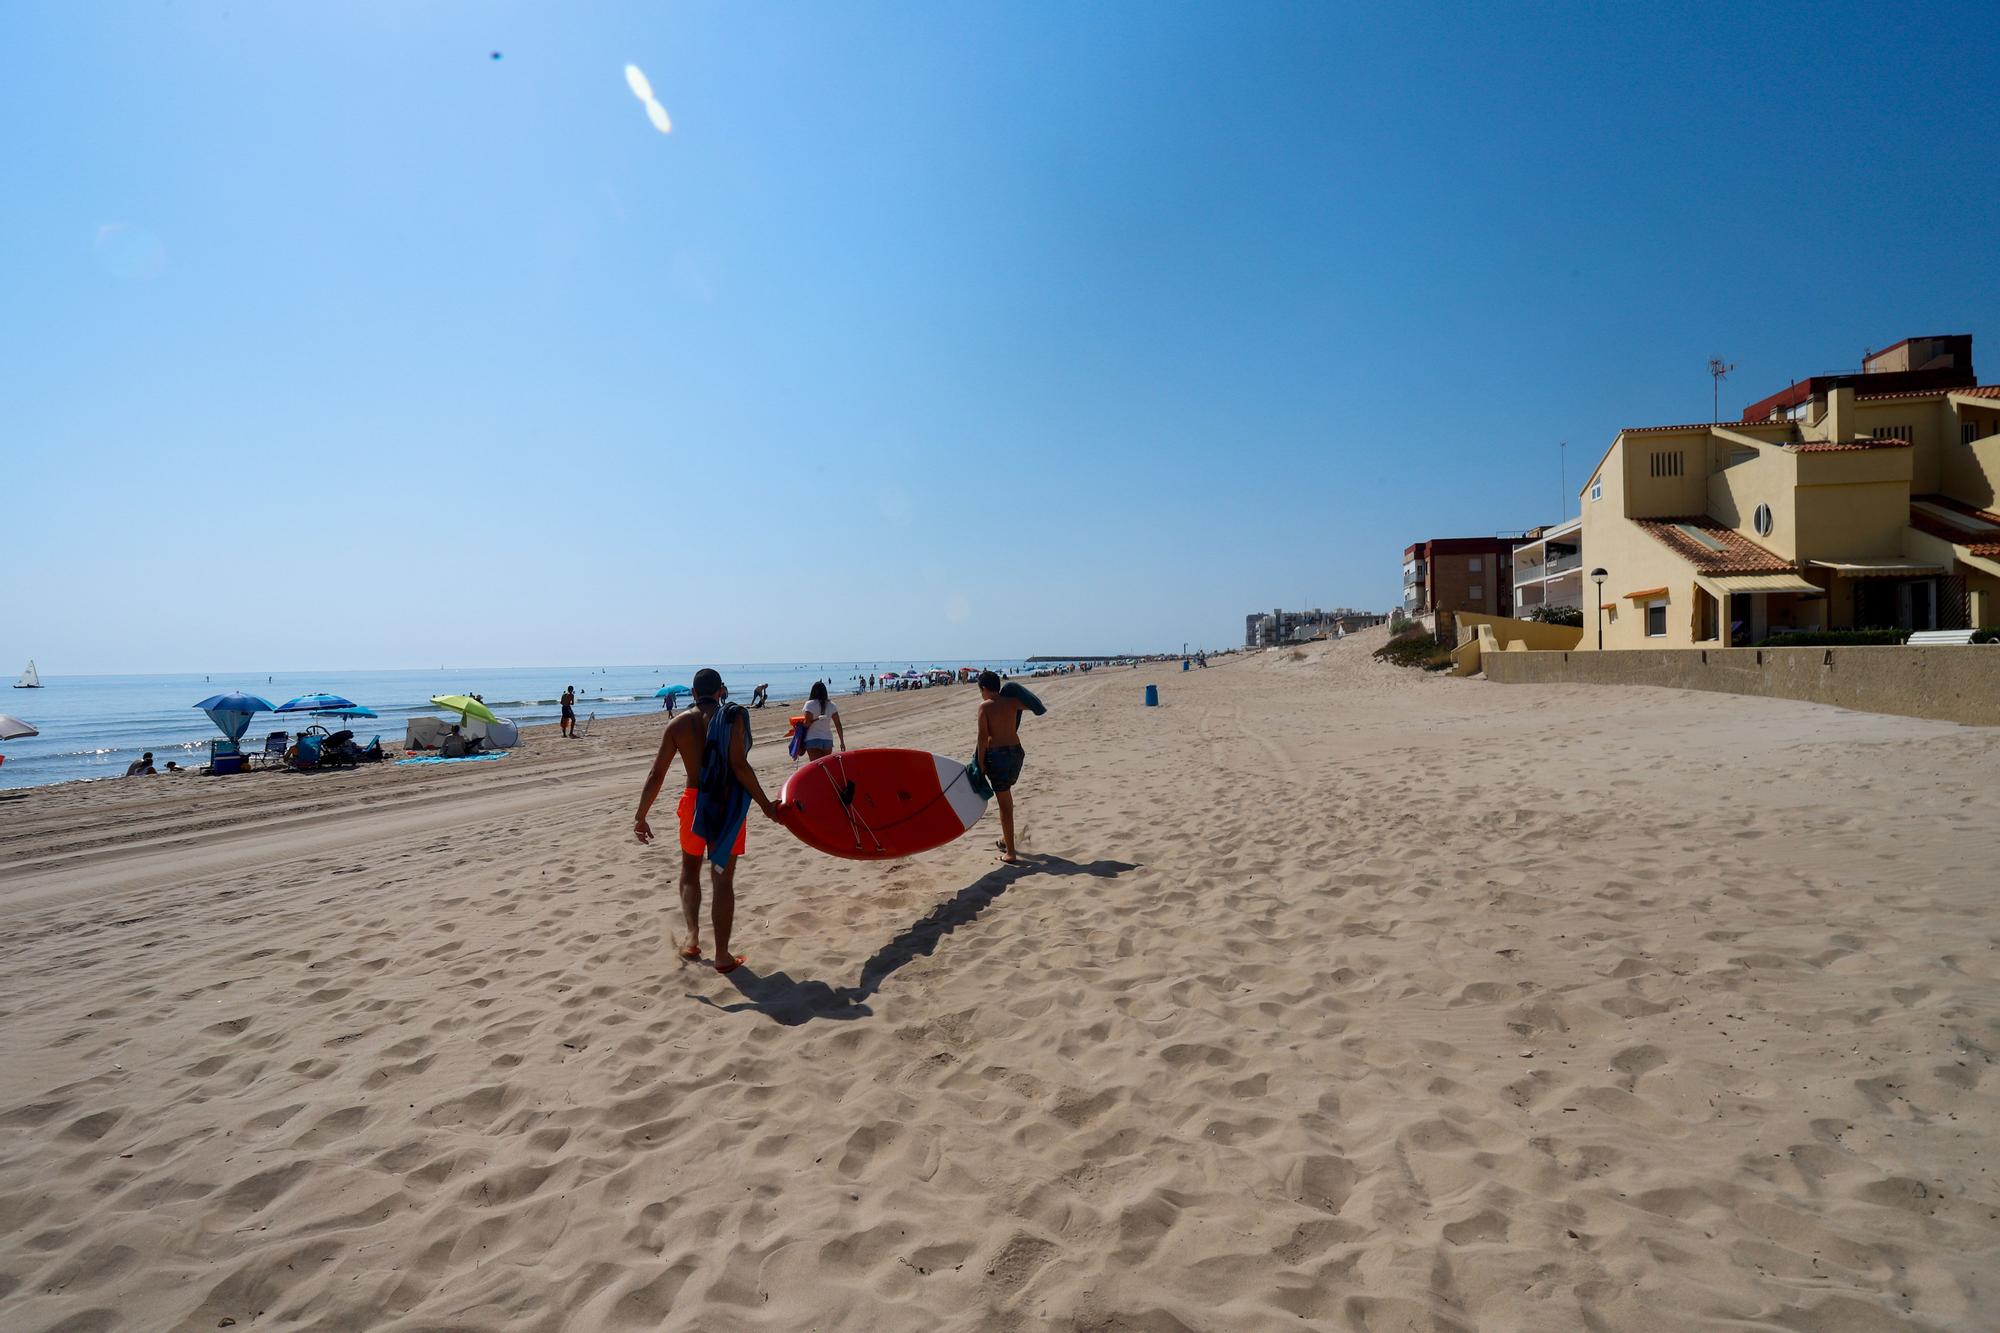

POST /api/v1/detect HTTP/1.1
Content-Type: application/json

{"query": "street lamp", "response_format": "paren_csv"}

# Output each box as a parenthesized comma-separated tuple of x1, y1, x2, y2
(1590, 568, 1609, 650)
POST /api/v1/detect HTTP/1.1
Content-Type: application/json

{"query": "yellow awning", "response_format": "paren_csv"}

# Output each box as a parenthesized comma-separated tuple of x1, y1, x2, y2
(1698, 572, 1824, 595)
(1807, 558, 1946, 577)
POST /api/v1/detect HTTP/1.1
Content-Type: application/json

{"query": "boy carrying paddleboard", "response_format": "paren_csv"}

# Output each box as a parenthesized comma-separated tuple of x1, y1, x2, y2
(975, 671, 1043, 864)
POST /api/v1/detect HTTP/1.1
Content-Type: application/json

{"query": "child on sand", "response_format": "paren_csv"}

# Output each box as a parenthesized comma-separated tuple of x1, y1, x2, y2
(974, 671, 1027, 863)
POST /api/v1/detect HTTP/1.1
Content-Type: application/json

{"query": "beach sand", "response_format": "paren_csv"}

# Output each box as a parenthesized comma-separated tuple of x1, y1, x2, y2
(2, 631, 1997, 1331)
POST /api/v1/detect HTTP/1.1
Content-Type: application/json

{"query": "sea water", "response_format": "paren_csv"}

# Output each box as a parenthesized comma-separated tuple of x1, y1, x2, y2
(0, 660, 1036, 791)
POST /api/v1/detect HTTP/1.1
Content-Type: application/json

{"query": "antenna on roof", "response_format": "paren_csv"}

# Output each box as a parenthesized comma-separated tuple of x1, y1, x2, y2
(1708, 357, 1736, 423)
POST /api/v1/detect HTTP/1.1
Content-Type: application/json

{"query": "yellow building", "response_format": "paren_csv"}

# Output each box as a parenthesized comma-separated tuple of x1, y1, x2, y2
(1575, 336, 2000, 649)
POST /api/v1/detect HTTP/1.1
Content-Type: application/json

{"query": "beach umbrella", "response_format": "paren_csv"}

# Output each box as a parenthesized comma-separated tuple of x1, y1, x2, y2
(193, 692, 276, 742)
(0, 713, 37, 740)
(431, 694, 499, 725)
(654, 684, 690, 698)
(276, 692, 358, 714)
(317, 706, 379, 722)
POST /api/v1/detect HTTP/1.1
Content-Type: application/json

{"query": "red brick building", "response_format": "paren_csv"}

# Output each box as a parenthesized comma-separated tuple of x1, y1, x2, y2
(1402, 537, 1516, 642)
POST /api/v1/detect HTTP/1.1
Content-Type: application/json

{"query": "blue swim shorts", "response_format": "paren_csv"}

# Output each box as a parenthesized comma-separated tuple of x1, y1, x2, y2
(983, 745, 1025, 793)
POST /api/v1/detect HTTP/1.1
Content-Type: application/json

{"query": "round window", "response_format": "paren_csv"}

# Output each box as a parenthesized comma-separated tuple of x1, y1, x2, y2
(1754, 503, 1773, 537)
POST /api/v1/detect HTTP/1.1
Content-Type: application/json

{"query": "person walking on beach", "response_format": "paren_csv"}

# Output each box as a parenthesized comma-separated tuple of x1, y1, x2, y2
(560, 685, 576, 739)
(799, 679, 845, 761)
(633, 669, 778, 973)
(975, 670, 1027, 863)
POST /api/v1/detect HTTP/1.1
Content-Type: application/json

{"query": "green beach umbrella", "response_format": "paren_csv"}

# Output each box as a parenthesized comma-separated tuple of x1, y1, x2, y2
(430, 694, 499, 725)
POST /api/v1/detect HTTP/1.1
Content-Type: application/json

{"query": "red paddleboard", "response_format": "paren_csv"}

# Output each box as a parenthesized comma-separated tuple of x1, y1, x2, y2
(778, 748, 988, 861)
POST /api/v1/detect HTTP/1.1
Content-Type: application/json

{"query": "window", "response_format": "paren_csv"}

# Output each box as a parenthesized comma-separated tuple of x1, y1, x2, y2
(1753, 503, 1773, 537)
(1468, 557, 1482, 573)
(1590, 479, 1603, 502)
(1468, 585, 1483, 601)
(1645, 600, 1667, 638)
(1967, 422, 1985, 445)
(1872, 424, 1912, 443)
(1648, 450, 1685, 478)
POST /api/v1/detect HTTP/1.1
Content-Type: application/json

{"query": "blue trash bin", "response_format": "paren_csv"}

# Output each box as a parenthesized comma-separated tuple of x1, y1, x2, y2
(1181, 660, 1190, 671)
(1144, 684, 1159, 707)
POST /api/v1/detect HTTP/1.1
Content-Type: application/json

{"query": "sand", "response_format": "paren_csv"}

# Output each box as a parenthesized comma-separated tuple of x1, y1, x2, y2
(2, 631, 1997, 1331)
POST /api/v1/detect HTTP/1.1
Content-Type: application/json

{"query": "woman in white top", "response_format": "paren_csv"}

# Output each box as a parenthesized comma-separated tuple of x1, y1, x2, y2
(800, 680, 845, 760)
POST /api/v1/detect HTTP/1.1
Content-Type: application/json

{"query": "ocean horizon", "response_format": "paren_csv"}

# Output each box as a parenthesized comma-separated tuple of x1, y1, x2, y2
(0, 659, 1040, 791)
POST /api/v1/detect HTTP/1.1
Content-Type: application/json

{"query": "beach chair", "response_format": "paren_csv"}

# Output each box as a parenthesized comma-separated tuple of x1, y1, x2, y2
(576, 711, 596, 738)
(288, 733, 323, 772)
(259, 731, 289, 766)
(1908, 629, 1978, 646)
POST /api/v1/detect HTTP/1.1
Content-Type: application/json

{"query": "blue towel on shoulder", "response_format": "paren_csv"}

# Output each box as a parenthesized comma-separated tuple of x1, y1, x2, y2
(691, 702, 753, 870)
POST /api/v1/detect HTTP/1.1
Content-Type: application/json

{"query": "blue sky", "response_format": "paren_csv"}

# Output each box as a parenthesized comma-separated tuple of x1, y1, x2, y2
(5, 2, 1996, 672)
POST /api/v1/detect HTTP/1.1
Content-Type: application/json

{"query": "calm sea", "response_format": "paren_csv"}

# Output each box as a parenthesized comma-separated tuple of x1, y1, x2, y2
(0, 660, 1036, 791)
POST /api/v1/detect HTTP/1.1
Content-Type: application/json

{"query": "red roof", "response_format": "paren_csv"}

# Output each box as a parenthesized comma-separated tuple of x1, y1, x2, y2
(1909, 494, 2000, 557)
(1634, 518, 1794, 575)
(1788, 437, 1912, 452)
(1857, 384, 2000, 402)
(1621, 421, 1795, 435)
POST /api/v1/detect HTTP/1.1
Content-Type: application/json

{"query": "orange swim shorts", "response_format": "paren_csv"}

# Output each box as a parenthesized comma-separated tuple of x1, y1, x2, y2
(677, 787, 747, 859)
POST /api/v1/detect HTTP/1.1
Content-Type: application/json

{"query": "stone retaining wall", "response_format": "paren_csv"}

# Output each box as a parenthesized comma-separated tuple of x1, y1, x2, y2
(1480, 645, 2000, 727)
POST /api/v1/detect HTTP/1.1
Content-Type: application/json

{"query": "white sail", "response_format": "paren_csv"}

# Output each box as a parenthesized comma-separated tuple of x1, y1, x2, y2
(15, 660, 40, 688)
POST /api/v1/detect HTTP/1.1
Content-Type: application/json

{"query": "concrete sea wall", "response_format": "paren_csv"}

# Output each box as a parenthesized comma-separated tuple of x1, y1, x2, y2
(1481, 645, 2000, 727)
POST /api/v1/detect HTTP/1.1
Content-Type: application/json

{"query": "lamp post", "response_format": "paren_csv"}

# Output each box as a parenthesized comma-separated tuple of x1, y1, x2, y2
(1590, 568, 1609, 650)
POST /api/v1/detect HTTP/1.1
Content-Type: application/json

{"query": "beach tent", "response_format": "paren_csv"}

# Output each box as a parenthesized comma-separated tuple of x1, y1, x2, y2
(194, 693, 276, 742)
(405, 716, 449, 749)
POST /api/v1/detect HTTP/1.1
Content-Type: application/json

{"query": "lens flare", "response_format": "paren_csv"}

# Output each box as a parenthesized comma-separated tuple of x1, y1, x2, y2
(624, 64, 654, 103)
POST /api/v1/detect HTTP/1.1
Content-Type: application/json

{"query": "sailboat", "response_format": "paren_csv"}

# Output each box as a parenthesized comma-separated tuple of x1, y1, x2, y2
(15, 660, 42, 688)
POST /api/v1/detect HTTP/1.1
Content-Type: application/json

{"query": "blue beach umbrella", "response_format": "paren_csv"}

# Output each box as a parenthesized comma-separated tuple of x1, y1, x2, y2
(655, 684, 690, 698)
(320, 706, 378, 722)
(194, 692, 276, 742)
(276, 692, 358, 714)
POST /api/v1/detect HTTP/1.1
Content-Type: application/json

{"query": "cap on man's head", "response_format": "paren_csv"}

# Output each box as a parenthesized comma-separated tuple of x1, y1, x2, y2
(692, 668, 724, 699)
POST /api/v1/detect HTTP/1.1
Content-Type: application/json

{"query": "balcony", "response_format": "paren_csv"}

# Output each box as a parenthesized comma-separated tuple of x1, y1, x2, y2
(1545, 551, 1582, 577)
(1402, 560, 1427, 587)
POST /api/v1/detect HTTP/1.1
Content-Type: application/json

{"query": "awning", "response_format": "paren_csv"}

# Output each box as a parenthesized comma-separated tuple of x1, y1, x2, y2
(1697, 572, 1824, 596)
(1623, 586, 1669, 601)
(1807, 558, 1947, 577)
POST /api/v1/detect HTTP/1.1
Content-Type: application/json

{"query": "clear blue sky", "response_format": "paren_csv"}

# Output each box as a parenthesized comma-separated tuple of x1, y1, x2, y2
(6, 2, 1996, 673)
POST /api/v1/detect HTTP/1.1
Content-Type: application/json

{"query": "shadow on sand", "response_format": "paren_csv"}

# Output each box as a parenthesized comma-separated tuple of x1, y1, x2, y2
(691, 854, 1139, 1025)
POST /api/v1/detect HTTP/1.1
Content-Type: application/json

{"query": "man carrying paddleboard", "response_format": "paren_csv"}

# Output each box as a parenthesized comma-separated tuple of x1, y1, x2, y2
(975, 670, 1034, 864)
(633, 669, 778, 973)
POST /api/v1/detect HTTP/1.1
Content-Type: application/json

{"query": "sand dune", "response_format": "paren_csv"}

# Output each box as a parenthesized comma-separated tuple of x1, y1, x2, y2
(2, 635, 1997, 1330)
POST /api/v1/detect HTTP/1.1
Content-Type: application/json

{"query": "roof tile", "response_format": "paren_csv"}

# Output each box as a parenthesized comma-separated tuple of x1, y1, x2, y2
(1857, 384, 2000, 402)
(1621, 421, 1796, 435)
(1910, 494, 2000, 557)
(1634, 518, 1795, 575)
(1788, 437, 1912, 452)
